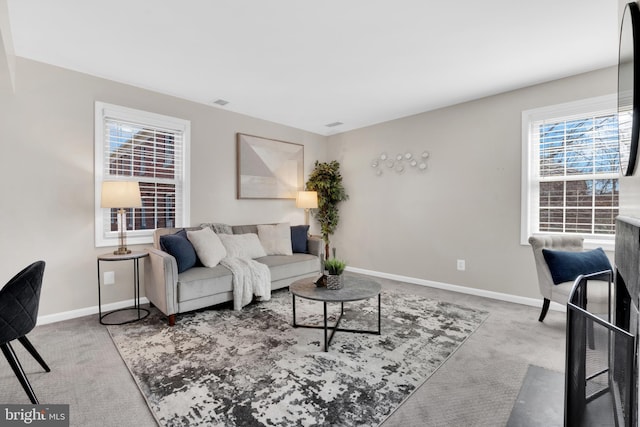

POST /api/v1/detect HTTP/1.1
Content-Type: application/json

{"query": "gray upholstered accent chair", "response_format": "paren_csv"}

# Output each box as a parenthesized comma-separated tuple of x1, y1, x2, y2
(0, 261, 50, 404)
(528, 235, 610, 322)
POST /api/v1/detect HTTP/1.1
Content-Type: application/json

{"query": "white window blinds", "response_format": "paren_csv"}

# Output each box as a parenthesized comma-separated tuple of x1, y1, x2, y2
(535, 113, 619, 235)
(521, 95, 618, 247)
(95, 102, 190, 247)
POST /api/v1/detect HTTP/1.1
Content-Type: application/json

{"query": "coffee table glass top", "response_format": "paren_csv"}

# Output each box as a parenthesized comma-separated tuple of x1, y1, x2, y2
(290, 275, 382, 302)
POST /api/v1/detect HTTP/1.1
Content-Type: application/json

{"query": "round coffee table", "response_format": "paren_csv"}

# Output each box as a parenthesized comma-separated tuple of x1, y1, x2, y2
(290, 275, 382, 352)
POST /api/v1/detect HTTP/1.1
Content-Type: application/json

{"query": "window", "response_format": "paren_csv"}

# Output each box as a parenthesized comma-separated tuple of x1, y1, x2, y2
(521, 95, 619, 248)
(95, 102, 190, 247)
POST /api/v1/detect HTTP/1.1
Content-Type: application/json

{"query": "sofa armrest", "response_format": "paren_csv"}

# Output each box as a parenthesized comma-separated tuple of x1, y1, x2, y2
(307, 235, 325, 260)
(144, 247, 179, 317)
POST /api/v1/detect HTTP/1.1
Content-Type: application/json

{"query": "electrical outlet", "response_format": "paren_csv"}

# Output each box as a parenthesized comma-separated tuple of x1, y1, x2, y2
(456, 259, 466, 271)
(104, 271, 115, 285)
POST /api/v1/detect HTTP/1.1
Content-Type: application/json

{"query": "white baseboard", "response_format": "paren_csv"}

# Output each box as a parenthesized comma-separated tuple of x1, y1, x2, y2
(37, 297, 150, 326)
(37, 267, 564, 326)
(345, 266, 566, 313)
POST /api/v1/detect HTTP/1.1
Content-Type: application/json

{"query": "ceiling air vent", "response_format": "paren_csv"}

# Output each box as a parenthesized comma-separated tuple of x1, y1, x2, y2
(325, 121, 343, 128)
(212, 99, 229, 106)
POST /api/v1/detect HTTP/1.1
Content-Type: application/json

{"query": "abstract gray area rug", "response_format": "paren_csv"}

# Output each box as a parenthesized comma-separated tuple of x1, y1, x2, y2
(108, 289, 488, 427)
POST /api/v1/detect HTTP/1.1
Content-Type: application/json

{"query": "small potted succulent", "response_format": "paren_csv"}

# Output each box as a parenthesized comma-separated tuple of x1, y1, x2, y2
(324, 258, 346, 290)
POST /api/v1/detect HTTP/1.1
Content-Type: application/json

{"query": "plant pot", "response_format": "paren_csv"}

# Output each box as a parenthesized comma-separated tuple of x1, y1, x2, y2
(326, 273, 344, 290)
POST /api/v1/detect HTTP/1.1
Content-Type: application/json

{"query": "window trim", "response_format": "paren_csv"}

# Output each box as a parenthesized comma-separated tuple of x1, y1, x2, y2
(94, 102, 190, 248)
(520, 94, 618, 251)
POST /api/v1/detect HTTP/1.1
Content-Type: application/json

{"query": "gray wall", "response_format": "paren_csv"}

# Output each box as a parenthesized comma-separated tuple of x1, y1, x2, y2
(0, 57, 327, 317)
(0, 0, 15, 92)
(0, 3, 622, 317)
(328, 67, 617, 299)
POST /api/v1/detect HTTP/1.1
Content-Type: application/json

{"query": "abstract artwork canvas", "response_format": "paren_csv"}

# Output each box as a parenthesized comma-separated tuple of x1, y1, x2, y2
(237, 133, 304, 199)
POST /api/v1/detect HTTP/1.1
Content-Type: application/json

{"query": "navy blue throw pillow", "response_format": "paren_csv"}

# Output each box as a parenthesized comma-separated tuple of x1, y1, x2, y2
(159, 229, 197, 273)
(290, 225, 310, 253)
(542, 247, 611, 285)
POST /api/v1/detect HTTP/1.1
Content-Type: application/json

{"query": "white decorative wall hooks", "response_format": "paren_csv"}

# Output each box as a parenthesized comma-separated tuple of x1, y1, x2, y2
(371, 150, 429, 176)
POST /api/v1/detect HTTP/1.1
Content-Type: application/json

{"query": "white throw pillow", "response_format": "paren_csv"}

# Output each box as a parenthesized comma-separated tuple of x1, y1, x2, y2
(218, 233, 267, 259)
(186, 228, 227, 267)
(257, 223, 293, 256)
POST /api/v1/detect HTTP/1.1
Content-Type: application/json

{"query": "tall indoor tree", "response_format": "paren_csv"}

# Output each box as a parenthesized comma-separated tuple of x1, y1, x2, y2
(305, 160, 349, 259)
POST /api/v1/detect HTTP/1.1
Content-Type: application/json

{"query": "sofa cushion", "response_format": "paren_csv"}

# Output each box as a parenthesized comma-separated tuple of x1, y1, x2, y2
(159, 229, 198, 273)
(258, 223, 293, 256)
(256, 254, 320, 281)
(290, 225, 310, 253)
(232, 224, 259, 235)
(542, 247, 611, 285)
(187, 227, 227, 267)
(218, 233, 267, 259)
(177, 265, 233, 302)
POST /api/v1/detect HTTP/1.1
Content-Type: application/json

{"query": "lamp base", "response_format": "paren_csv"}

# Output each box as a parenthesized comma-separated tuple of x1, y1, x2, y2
(113, 247, 132, 255)
(115, 208, 132, 255)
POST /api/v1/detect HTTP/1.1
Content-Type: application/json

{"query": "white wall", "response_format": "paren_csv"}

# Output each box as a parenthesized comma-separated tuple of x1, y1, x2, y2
(328, 67, 617, 300)
(0, 57, 327, 317)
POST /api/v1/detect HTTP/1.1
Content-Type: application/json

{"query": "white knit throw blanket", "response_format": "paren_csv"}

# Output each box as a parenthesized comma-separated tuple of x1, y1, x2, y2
(220, 257, 271, 310)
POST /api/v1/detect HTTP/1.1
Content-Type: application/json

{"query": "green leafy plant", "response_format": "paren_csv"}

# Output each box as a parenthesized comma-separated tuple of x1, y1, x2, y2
(305, 160, 349, 258)
(324, 258, 347, 275)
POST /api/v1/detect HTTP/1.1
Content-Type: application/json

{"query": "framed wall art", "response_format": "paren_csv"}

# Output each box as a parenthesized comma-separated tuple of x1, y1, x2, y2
(236, 133, 304, 199)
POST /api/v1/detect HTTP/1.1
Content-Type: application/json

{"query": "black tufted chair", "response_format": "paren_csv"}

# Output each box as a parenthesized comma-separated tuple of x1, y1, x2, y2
(0, 261, 50, 404)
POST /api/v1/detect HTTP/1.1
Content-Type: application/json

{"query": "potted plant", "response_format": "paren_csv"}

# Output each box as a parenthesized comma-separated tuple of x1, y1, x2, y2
(324, 258, 347, 290)
(305, 160, 349, 259)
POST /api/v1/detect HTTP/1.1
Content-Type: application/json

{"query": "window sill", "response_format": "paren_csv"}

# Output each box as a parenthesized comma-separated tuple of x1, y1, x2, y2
(95, 234, 153, 248)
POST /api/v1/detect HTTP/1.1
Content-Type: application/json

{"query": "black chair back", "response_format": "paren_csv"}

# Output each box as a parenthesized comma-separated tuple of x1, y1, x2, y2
(0, 261, 45, 344)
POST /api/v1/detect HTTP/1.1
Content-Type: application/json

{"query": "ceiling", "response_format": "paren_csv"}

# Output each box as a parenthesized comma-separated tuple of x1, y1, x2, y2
(6, 0, 619, 136)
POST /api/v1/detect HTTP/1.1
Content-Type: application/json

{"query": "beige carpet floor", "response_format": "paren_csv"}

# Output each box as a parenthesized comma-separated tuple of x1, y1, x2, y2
(0, 274, 566, 426)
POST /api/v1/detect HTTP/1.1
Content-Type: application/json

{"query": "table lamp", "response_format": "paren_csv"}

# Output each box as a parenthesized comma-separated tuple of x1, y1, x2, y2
(101, 181, 142, 255)
(296, 191, 318, 226)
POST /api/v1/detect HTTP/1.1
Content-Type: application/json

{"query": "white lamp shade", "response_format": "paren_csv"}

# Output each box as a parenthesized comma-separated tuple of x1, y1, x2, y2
(296, 191, 318, 209)
(101, 181, 142, 208)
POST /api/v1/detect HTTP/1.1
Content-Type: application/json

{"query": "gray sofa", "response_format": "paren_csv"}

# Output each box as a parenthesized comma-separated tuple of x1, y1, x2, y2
(144, 224, 324, 325)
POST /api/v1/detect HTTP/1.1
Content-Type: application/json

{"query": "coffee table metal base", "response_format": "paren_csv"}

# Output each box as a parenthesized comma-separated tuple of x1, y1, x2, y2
(292, 294, 381, 352)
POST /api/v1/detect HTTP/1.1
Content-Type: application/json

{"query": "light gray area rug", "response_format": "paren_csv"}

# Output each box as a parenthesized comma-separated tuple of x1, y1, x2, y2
(108, 289, 488, 427)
